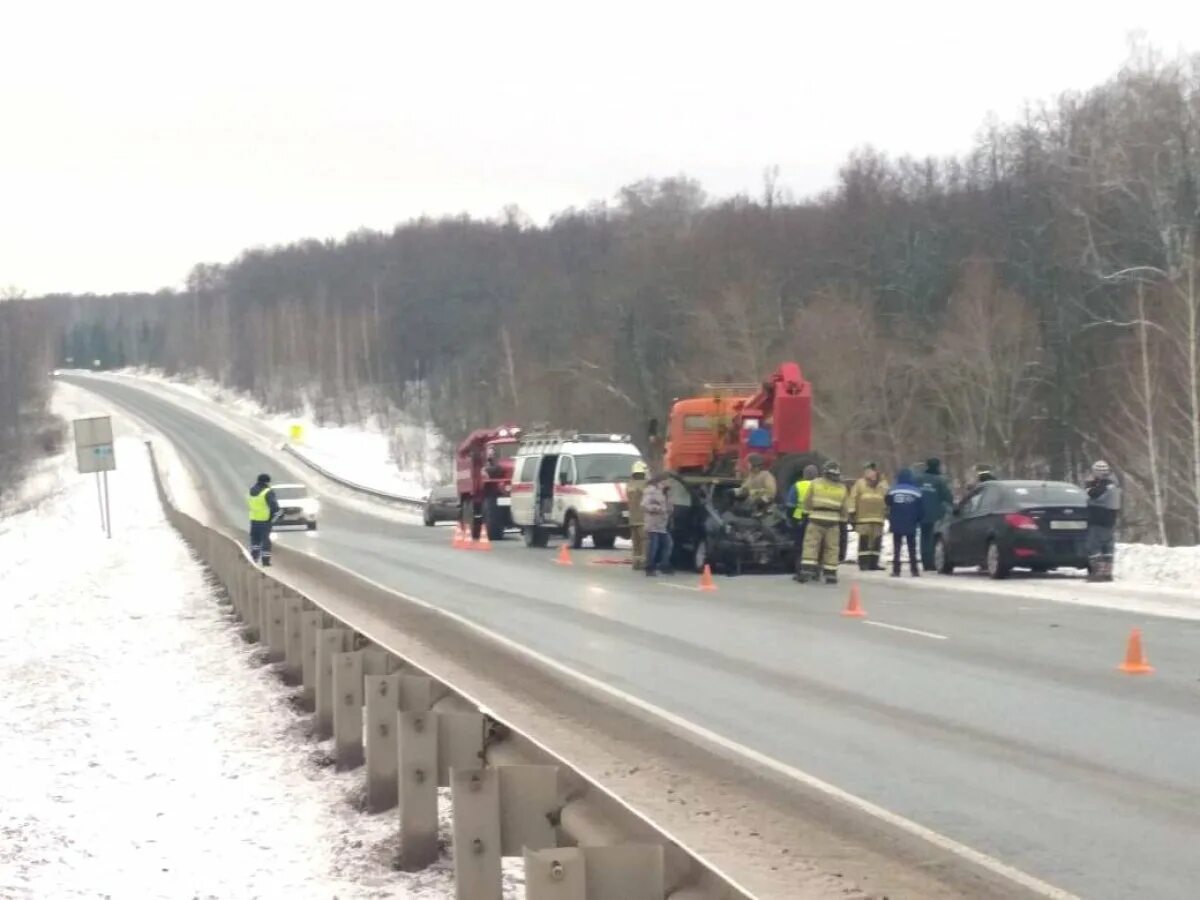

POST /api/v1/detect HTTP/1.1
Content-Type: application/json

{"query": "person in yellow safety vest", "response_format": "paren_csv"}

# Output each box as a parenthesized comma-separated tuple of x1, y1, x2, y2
(786, 464, 820, 582)
(800, 460, 849, 584)
(247, 472, 281, 566)
(848, 462, 890, 571)
(626, 460, 649, 570)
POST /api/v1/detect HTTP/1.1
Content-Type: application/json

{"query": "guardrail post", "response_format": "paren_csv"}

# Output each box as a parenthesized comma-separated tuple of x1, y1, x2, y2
(299, 611, 323, 710)
(315, 627, 349, 738)
(438, 711, 485, 787)
(265, 584, 287, 662)
(244, 573, 263, 642)
(581, 845, 664, 900)
(365, 673, 401, 812)
(451, 767, 501, 900)
(363, 645, 400, 676)
(400, 675, 433, 712)
(282, 594, 305, 683)
(332, 649, 365, 770)
(498, 765, 558, 855)
(398, 710, 439, 870)
(524, 848, 585, 899)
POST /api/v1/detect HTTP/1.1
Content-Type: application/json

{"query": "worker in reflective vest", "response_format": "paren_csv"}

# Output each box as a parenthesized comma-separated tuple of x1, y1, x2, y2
(786, 464, 819, 581)
(247, 473, 280, 565)
(800, 461, 849, 585)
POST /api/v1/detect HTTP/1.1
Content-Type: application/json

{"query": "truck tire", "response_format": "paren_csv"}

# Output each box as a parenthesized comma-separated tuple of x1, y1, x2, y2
(564, 514, 584, 550)
(592, 532, 616, 550)
(522, 526, 549, 548)
(483, 496, 506, 541)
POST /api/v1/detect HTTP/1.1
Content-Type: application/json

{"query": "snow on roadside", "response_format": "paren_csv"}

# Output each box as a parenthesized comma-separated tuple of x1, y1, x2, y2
(107, 367, 443, 501)
(0, 408, 512, 896)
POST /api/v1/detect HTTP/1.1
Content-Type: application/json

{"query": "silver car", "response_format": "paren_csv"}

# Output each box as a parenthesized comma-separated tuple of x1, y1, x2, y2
(273, 483, 319, 531)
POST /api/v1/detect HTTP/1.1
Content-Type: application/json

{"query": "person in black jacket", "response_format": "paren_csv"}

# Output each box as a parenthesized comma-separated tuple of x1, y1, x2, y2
(1085, 460, 1121, 582)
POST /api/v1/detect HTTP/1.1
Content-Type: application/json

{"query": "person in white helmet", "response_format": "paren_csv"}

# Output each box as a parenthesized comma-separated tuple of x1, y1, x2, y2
(1084, 460, 1121, 582)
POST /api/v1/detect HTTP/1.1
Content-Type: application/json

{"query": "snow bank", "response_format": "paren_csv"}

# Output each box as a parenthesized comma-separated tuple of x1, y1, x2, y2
(110, 367, 444, 501)
(0, 429, 518, 897)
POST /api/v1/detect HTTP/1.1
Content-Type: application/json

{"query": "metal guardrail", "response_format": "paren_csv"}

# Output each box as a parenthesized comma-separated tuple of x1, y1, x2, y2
(146, 441, 742, 900)
(281, 443, 427, 509)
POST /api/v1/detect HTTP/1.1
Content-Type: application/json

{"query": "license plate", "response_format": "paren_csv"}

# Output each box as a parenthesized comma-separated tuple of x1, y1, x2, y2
(1050, 520, 1086, 531)
(497, 497, 511, 507)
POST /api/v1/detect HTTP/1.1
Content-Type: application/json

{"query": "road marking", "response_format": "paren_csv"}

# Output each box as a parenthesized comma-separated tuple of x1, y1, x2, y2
(864, 621, 949, 640)
(657, 581, 701, 592)
(271, 551, 1074, 900)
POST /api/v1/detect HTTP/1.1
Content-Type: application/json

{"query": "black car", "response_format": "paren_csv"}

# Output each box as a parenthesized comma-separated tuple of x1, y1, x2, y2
(934, 480, 1090, 578)
(422, 483, 460, 526)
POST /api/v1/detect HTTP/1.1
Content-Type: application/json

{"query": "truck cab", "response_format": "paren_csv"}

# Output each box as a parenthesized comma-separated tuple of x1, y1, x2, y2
(510, 432, 644, 550)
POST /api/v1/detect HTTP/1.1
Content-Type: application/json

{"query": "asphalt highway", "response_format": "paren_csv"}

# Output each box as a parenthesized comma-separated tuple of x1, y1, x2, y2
(70, 375, 1200, 900)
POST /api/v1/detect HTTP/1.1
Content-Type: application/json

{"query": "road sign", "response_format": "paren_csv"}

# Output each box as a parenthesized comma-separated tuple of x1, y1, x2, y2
(73, 416, 116, 474)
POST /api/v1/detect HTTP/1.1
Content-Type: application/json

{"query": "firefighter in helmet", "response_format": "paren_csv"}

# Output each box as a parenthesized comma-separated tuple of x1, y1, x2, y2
(800, 460, 849, 584)
(626, 460, 649, 570)
(735, 453, 777, 511)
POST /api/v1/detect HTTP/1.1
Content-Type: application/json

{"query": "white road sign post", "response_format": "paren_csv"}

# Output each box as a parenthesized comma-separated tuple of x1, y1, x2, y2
(73, 416, 116, 538)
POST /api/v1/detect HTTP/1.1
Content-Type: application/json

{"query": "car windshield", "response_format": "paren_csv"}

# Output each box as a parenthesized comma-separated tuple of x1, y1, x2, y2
(1008, 483, 1086, 506)
(576, 454, 640, 482)
(274, 485, 308, 500)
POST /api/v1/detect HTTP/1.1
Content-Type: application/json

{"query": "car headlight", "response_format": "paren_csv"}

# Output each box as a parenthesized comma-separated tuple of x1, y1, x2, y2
(307, 500, 320, 515)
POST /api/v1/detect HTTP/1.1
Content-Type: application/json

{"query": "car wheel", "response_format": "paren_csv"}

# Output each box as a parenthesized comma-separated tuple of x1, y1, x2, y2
(986, 541, 1009, 579)
(307, 521, 318, 532)
(592, 532, 616, 550)
(522, 526, 548, 548)
(935, 538, 953, 575)
(565, 515, 584, 549)
(423, 505, 435, 527)
(693, 538, 708, 574)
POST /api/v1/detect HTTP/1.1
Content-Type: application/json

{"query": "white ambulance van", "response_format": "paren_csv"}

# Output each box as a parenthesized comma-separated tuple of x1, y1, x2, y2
(509, 432, 644, 549)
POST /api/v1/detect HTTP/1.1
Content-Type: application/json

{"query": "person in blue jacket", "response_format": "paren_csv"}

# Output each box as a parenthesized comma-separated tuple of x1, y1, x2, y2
(885, 468, 924, 577)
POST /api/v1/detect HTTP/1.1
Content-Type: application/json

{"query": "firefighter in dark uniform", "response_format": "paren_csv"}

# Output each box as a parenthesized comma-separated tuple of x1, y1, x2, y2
(247, 473, 280, 565)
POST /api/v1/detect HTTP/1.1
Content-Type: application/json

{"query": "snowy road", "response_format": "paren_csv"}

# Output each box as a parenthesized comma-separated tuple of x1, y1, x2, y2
(62, 374, 1200, 900)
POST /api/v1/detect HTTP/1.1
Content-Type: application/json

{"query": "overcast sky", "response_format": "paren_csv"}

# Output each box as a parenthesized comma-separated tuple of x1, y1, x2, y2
(2, 0, 1198, 295)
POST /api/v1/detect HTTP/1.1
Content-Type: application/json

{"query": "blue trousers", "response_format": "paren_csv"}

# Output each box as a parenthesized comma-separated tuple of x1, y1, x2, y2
(646, 531, 673, 572)
(249, 520, 273, 564)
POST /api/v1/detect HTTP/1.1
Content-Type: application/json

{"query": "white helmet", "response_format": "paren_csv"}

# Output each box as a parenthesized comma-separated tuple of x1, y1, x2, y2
(1092, 460, 1112, 477)
(631, 460, 649, 477)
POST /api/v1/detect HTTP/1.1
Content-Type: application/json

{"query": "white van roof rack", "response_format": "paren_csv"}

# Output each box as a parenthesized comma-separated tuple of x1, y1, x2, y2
(518, 430, 633, 451)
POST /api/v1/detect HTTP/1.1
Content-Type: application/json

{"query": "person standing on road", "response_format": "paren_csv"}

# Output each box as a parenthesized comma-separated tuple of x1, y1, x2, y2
(848, 462, 889, 571)
(626, 460, 648, 570)
(641, 473, 674, 576)
(885, 468, 924, 577)
(247, 473, 280, 566)
(799, 460, 848, 585)
(1085, 460, 1121, 583)
(786, 464, 819, 581)
(915, 457, 953, 571)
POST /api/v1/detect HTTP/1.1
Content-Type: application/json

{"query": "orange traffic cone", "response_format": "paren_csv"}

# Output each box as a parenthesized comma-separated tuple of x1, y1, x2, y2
(698, 564, 717, 592)
(1118, 628, 1154, 674)
(841, 583, 867, 618)
(555, 543, 573, 566)
(476, 529, 492, 552)
(453, 524, 466, 549)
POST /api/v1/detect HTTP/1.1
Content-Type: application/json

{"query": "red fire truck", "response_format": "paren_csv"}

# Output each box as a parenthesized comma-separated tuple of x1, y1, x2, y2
(456, 424, 522, 540)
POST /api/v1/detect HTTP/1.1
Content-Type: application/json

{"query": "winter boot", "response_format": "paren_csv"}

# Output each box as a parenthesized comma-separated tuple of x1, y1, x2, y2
(824, 571, 838, 585)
